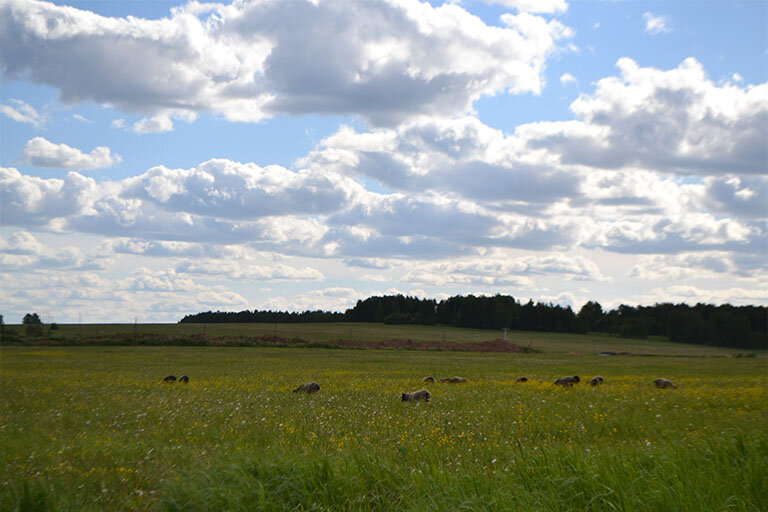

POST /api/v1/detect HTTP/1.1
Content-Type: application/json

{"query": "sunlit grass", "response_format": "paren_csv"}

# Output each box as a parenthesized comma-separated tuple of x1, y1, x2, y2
(1, 346, 766, 511)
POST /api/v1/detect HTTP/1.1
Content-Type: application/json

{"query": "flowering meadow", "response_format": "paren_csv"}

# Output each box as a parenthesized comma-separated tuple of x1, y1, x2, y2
(1, 346, 766, 511)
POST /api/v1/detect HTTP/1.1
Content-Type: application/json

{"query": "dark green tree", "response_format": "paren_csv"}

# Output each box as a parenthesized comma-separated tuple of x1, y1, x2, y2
(577, 301, 604, 331)
(23, 313, 43, 337)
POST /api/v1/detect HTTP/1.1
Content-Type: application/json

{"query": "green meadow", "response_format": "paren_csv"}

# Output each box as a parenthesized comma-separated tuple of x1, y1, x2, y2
(1, 328, 766, 511)
(8, 321, 750, 356)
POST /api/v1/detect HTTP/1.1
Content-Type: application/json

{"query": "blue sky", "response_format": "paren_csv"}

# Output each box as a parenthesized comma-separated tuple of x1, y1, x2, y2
(1, 0, 766, 323)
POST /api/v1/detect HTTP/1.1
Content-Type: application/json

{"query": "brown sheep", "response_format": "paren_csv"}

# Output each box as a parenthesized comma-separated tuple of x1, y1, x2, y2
(654, 378, 677, 389)
(439, 377, 468, 383)
(402, 389, 431, 402)
(293, 382, 320, 394)
(423, 376, 435, 383)
(589, 376, 604, 386)
(516, 377, 529, 383)
(554, 376, 580, 387)
(162, 375, 176, 383)
(178, 375, 189, 384)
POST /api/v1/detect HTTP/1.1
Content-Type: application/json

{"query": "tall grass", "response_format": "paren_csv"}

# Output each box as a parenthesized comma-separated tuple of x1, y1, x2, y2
(162, 433, 767, 511)
(1, 346, 766, 511)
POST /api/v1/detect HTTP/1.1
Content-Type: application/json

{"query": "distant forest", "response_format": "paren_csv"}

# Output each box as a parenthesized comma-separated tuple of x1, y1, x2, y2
(179, 294, 767, 350)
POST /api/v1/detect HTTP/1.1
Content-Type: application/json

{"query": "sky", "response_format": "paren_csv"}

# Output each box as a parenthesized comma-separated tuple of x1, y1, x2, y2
(1, 0, 766, 324)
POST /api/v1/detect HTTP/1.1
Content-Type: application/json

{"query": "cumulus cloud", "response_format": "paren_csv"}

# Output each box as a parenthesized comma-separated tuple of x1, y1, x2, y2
(1, 99, 44, 126)
(582, 213, 759, 254)
(1, 58, 765, 273)
(260, 287, 362, 312)
(641, 285, 768, 306)
(704, 175, 767, 219)
(0, 231, 109, 270)
(0, 267, 250, 322)
(538, 291, 576, 308)
(628, 253, 737, 281)
(402, 253, 607, 287)
(478, 0, 568, 14)
(102, 238, 269, 261)
(559, 72, 577, 86)
(20, 137, 122, 169)
(303, 117, 581, 206)
(0, 166, 99, 228)
(643, 12, 671, 34)
(133, 115, 173, 134)
(343, 258, 407, 270)
(174, 259, 324, 282)
(521, 58, 768, 176)
(119, 158, 360, 219)
(360, 274, 389, 282)
(0, 0, 572, 127)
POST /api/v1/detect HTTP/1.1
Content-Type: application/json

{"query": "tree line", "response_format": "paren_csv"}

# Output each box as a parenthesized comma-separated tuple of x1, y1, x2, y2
(178, 294, 767, 350)
(179, 309, 346, 324)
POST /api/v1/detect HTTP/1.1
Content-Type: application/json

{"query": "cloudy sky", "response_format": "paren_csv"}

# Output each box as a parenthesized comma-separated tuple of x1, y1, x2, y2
(1, 0, 766, 323)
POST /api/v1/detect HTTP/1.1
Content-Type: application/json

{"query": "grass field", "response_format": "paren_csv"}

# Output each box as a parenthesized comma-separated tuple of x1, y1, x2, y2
(5, 321, 756, 356)
(1, 345, 766, 511)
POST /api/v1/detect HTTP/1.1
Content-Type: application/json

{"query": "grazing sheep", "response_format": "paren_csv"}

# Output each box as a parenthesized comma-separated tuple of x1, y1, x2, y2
(402, 389, 431, 402)
(423, 376, 435, 383)
(554, 376, 580, 387)
(589, 376, 604, 386)
(178, 375, 189, 384)
(293, 382, 320, 394)
(439, 377, 468, 383)
(654, 378, 677, 389)
(162, 375, 176, 383)
(516, 377, 529, 383)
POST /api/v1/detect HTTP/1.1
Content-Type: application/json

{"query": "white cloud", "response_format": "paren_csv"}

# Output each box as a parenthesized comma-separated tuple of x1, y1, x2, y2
(0, 0, 572, 127)
(704, 175, 767, 219)
(133, 115, 173, 134)
(303, 116, 581, 206)
(1, 57, 765, 287)
(559, 72, 577, 86)
(72, 113, 92, 123)
(538, 291, 576, 308)
(628, 253, 735, 281)
(360, 274, 389, 282)
(119, 158, 361, 219)
(640, 285, 768, 306)
(0, 231, 109, 270)
(477, 0, 568, 14)
(0, 166, 99, 228)
(521, 58, 768, 176)
(0, 231, 46, 255)
(174, 259, 324, 282)
(0, 99, 44, 126)
(643, 12, 671, 35)
(402, 253, 607, 287)
(20, 137, 122, 169)
(111, 118, 126, 129)
(0, 266, 250, 322)
(260, 287, 362, 312)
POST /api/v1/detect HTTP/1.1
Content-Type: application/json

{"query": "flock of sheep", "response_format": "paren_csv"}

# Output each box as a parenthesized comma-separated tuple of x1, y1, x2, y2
(399, 375, 677, 402)
(163, 374, 679, 402)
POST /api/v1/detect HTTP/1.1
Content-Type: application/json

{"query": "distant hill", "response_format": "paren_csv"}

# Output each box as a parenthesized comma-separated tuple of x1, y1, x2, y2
(178, 294, 767, 350)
